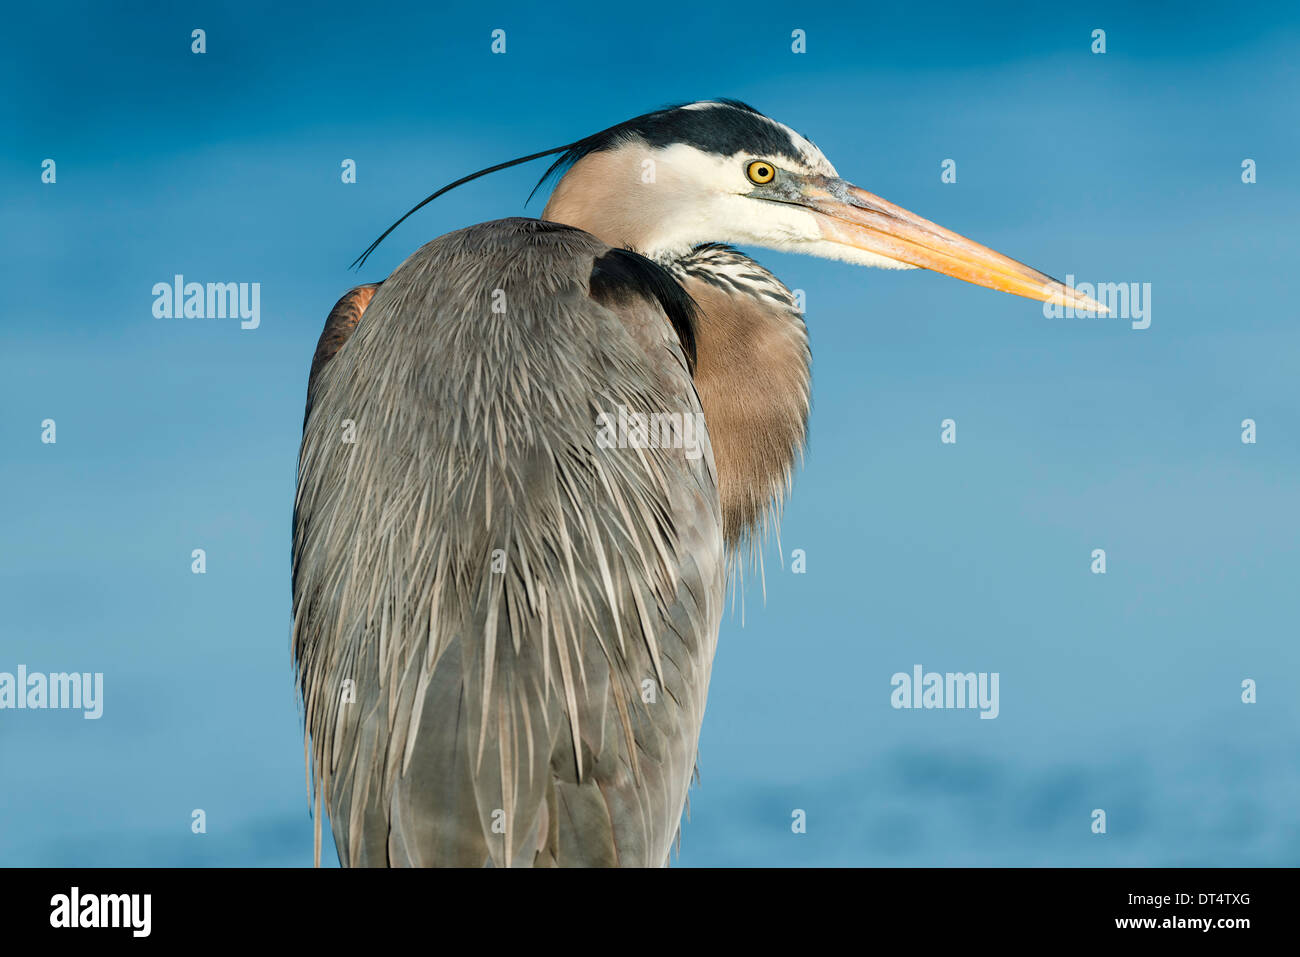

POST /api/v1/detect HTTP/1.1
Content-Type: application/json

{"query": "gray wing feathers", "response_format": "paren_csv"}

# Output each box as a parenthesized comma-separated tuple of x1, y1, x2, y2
(292, 219, 723, 866)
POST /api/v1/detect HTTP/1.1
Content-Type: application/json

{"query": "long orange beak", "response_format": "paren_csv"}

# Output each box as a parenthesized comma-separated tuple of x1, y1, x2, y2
(796, 176, 1107, 313)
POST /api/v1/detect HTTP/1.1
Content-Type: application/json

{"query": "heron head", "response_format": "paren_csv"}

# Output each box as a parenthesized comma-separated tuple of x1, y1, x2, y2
(541, 99, 1104, 313)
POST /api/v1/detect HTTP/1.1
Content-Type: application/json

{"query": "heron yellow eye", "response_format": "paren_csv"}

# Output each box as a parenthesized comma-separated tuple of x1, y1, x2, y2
(746, 160, 776, 185)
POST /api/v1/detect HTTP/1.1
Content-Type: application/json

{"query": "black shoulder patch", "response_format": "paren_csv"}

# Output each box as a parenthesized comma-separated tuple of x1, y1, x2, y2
(589, 248, 699, 375)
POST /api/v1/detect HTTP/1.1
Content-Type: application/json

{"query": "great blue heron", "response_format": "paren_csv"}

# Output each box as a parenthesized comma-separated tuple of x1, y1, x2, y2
(292, 100, 1102, 867)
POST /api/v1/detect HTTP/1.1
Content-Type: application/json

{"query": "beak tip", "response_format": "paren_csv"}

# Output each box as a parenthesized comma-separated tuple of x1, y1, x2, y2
(1050, 284, 1110, 315)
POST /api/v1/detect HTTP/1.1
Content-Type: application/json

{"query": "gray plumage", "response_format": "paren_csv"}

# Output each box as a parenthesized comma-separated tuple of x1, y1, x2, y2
(293, 219, 726, 866)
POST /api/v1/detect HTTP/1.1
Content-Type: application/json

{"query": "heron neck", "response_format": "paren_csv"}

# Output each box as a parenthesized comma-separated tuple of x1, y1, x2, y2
(674, 254, 810, 546)
(542, 152, 689, 259)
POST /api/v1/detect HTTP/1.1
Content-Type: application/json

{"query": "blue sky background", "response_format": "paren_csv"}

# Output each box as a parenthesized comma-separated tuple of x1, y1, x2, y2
(2, 1, 1297, 866)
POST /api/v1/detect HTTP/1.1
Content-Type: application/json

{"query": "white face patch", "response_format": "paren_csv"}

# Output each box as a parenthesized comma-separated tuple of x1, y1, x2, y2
(630, 141, 907, 270)
(630, 143, 820, 257)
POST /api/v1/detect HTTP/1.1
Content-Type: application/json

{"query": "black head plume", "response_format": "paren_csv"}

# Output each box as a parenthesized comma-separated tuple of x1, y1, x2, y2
(350, 144, 575, 269)
(350, 100, 785, 269)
